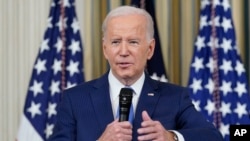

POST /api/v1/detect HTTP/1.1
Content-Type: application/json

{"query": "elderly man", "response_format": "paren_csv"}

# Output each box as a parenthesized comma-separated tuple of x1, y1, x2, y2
(48, 6, 223, 141)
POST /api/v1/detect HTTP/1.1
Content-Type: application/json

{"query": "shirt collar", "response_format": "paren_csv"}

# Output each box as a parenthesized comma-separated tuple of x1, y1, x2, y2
(108, 70, 145, 98)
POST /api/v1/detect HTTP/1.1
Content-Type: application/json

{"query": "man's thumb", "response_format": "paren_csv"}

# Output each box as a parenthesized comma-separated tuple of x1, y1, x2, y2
(142, 110, 151, 121)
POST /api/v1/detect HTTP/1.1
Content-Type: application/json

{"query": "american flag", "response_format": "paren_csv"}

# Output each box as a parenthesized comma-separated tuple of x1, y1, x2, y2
(130, 0, 168, 82)
(16, 0, 84, 140)
(188, 0, 250, 141)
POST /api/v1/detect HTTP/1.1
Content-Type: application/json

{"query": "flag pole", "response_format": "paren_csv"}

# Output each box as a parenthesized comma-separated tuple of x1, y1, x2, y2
(60, 0, 66, 91)
(211, 0, 221, 129)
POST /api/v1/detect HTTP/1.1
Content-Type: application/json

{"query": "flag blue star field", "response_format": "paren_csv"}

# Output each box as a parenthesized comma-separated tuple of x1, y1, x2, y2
(17, 0, 84, 140)
(187, 0, 250, 141)
(130, 0, 167, 82)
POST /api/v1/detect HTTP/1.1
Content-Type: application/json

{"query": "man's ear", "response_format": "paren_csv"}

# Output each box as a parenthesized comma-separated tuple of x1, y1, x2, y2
(102, 38, 108, 59)
(147, 39, 155, 60)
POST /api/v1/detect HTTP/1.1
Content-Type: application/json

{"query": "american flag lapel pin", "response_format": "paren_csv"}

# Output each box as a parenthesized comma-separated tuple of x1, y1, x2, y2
(147, 93, 154, 96)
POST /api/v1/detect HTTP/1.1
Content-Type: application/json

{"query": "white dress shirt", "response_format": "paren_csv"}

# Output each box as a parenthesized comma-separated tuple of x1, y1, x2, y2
(108, 70, 144, 119)
(108, 70, 184, 141)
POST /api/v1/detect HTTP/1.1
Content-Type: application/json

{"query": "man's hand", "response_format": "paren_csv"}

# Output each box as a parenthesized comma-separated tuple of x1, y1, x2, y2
(98, 119, 133, 141)
(137, 111, 175, 141)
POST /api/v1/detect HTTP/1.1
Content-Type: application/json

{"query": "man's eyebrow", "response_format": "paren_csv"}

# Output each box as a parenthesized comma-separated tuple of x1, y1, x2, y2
(110, 38, 122, 41)
(128, 38, 140, 41)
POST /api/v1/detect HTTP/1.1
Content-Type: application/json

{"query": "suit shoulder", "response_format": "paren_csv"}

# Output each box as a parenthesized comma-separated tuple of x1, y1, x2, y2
(63, 78, 99, 96)
(155, 80, 189, 94)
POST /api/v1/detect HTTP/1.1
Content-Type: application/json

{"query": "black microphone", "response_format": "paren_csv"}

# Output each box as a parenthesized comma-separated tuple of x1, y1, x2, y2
(119, 87, 133, 122)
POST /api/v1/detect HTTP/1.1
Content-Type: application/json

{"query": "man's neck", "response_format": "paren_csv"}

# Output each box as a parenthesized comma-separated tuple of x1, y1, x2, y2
(110, 71, 144, 86)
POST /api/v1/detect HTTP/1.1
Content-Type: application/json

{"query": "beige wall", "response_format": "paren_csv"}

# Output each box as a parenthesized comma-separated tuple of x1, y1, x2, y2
(0, 0, 247, 140)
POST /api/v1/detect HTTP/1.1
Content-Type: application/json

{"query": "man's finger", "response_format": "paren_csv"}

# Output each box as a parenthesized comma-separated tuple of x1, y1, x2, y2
(142, 110, 151, 121)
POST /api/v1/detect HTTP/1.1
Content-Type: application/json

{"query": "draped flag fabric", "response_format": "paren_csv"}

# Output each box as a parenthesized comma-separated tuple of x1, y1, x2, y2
(188, 0, 250, 141)
(16, 0, 84, 140)
(130, 0, 167, 82)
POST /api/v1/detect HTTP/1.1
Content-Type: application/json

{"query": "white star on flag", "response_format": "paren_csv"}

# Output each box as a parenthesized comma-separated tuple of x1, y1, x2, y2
(69, 39, 81, 55)
(47, 17, 53, 28)
(220, 38, 232, 53)
(44, 123, 54, 139)
(191, 57, 204, 72)
(56, 17, 67, 31)
(29, 80, 44, 97)
(71, 18, 80, 34)
(34, 59, 47, 75)
(205, 57, 214, 72)
(219, 59, 233, 75)
(27, 101, 42, 118)
(235, 60, 245, 76)
(46, 102, 57, 118)
(221, 17, 232, 32)
(61, 0, 70, 8)
(66, 60, 80, 76)
(199, 15, 208, 30)
(189, 78, 202, 94)
(204, 99, 216, 116)
(40, 39, 50, 53)
(195, 36, 206, 51)
(234, 82, 247, 97)
(220, 80, 232, 96)
(52, 59, 61, 75)
(234, 103, 248, 119)
(209, 15, 221, 27)
(219, 123, 230, 138)
(207, 36, 219, 48)
(54, 37, 63, 53)
(204, 79, 214, 94)
(50, 80, 60, 96)
(220, 101, 231, 117)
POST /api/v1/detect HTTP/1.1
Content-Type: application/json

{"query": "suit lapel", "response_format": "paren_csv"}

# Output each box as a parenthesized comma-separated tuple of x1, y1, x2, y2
(90, 73, 114, 132)
(134, 75, 160, 126)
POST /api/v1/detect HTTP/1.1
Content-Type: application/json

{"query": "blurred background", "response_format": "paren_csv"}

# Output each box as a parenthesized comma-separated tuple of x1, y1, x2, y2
(0, 0, 249, 140)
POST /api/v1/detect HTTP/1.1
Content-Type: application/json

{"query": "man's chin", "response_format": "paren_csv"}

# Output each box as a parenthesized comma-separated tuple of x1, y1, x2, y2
(119, 74, 132, 79)
(117, 73, 133, 80)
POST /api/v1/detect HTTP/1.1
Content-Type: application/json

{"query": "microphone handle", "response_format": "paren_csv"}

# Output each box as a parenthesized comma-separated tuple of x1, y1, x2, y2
(119, 114, 128, 122)
(119, 107, 130, 121)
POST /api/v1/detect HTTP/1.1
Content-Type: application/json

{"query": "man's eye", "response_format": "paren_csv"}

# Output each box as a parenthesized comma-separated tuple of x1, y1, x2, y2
(129, 40, 139, 45)
(111, 40, 120, 45)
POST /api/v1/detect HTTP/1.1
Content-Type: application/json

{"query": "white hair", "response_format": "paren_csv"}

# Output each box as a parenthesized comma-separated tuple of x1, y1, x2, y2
(102, 6, 154, 41)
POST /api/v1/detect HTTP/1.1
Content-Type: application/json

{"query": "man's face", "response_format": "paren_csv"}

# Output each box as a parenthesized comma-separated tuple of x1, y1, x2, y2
(103, 14, 155, 84)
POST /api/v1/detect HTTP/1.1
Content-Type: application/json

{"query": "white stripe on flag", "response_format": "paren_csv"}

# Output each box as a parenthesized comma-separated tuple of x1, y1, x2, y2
(16, 114, 43, 141)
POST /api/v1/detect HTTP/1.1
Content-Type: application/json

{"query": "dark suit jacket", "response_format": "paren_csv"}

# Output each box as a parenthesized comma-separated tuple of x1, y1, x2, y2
(48, 72, 223, 141)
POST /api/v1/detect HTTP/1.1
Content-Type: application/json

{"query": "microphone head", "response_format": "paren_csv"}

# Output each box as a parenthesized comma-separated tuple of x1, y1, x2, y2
(119, 88, 133, 122)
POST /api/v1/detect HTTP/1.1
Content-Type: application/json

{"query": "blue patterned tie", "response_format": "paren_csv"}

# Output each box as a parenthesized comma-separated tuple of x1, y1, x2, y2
(128, 104, 134, 123)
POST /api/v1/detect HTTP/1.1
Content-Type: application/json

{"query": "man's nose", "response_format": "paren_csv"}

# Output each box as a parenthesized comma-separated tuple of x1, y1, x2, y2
(120, 41, 129, 56)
